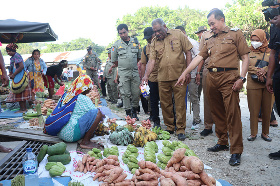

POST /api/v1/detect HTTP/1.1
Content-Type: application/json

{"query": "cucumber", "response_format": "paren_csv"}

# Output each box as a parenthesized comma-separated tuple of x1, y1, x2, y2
(47, 154, 71, 165)
(37, 145, 48, 163)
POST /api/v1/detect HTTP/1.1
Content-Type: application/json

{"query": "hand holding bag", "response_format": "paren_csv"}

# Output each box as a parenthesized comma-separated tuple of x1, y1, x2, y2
(251, 51, 268, 84)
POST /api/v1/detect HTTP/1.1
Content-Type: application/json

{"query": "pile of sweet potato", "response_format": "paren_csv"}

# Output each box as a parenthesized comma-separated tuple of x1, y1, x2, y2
(160, 148, 216, 186)
(41, 99, 56, 115)
(131, 160, 160, 186)
(74, 154, 119, 174)
(86, 86, 101, 105)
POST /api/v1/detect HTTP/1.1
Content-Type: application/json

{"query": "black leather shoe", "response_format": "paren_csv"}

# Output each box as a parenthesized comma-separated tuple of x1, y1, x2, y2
(269, 150, 280, 160)
(229, 154, 241, 166)
(165, 130, 174, 134)
(200, 129, 213, 136)
(178, 133, 186, 141)
(261, 134, 272, 142)
(247, 135, 257, 141)
(207, 144, 229, 152)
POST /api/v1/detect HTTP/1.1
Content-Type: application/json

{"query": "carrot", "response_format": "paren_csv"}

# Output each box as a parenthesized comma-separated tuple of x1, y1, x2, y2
(113, 172, 127, 183)
(199, 170, 215, 186)
(166, 148, 186, 167)
(160, 176, 176, 186)
(136, 173, 157, 181)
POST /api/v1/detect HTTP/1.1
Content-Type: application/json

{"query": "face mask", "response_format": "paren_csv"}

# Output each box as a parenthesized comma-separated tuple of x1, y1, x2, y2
(251, 41, 263, 49)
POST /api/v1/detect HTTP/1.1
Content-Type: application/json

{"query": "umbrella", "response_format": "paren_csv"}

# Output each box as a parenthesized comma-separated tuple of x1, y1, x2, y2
(0, 19, 58, 43)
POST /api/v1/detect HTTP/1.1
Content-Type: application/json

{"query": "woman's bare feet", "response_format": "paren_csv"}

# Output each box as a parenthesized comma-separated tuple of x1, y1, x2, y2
(0, 145, 13, 153)
(15, 110, 26, 113)
(79, 141, 103, 149)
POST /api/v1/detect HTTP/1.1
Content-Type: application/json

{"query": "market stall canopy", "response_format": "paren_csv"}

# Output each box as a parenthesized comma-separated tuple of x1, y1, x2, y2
(0, 19, 58, 43)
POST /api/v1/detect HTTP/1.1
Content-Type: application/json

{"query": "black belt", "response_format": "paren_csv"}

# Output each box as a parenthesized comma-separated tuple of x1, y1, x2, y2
(208, 68, 238, 72)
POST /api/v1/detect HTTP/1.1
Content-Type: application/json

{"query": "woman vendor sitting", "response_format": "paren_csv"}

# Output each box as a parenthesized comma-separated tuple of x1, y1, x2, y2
(44, 75, 104, 149)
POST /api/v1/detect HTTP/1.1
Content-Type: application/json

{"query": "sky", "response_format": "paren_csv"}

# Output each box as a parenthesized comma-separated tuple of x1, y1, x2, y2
(1, 0, 231, 46)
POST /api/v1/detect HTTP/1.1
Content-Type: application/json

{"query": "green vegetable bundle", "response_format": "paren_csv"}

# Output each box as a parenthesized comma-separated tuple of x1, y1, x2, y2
(122, 145, 139, 172)
(103, 146, 119, 157)
(109, 127, 134, 146)
(45, 162, 66, 177)
(87, 148, 102, 159)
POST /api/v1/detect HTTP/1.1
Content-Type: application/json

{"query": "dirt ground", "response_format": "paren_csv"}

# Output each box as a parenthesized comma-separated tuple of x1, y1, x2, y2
(107, 92, 280, 186)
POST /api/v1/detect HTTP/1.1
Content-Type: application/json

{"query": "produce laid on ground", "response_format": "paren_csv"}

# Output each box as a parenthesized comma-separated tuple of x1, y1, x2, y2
(87, 148, 103, 159)
(152, 126, 171, 140)
(68, 181, 84, 186)
(86, 85, 101, 106)
(95, 122, 109, 136)
(122, 145, 139, 174)
(144, 141, 158, 163)
(133, 126, 157, 147)
(0, 86, 9, 95)
(41, 99, 57, 116)
(103, 146, 119, 157)
(23, 104, 45, 127)
(45, 162, 66, 177)
(10, 174, 25, 186)
(109, 126, 134, 146)
(124, 116, 137, 132)
(108, 118, 118, 132)
(141, 119, 152, 129)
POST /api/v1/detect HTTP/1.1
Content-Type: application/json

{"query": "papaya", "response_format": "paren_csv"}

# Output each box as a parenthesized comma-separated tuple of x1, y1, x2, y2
(47, 142, 67, 156)
(37, 145, 48, 163)
(47, 154, 71, 165)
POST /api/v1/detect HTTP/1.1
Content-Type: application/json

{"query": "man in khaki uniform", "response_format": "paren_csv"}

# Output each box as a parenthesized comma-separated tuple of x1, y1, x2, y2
(142, 18, 193, 140)
(110, 24, 141, 119)
(103, 48, 118, 104)
(176, 9, 250, 166)
(140, 27, 160, 127)
(83, 46, 101, 89)
(195, 26, 215, 137)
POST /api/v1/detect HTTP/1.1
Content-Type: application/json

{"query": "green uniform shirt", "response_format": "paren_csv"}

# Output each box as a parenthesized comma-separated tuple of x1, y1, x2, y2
(83, 53, 99, 71)
(111, 37, 141, 77)
(104, 58, 116, 79)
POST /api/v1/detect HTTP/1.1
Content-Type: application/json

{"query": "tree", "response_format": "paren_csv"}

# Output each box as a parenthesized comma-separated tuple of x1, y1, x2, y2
(224, 0, 269, 41)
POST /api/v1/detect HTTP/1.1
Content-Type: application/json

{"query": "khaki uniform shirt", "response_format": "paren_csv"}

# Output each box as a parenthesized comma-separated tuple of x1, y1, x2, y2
(150, 29, 193, 81)
(104, 58, 117, 79)
(199, 31, 213, 69)
(199, 26, 250, 69)
(247, 51, 270, 89)
(141, 43, 158, 82)
(111, 37, 141, 77)
(83, 53, 99, 71)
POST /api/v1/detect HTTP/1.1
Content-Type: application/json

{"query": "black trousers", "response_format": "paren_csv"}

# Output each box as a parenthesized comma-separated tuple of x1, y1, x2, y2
(100, 76, 106, 97)
(148, 81, 160, 122)
(273, 77, 280, 117)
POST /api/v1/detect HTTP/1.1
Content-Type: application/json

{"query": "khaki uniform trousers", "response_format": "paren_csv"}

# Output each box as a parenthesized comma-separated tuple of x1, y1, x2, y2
(206, 70, 243, 154)
(119, 75, 141, 110)
(188, 78, 200, 123)
(202, 69, 214, 129)
(158, 80, 187, 134)
(107, 78, 118, 102)
(247, 88, 274, 136)
(86, 70, 99, 88)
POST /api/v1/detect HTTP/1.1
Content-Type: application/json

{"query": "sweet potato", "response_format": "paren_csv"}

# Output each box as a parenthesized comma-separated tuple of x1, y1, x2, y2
(166, 148, 186, 167)
(136, 173, 157, 181)
(177, 171, 200, 180)
(160, 176, 176, 186)
(96, 159, 106, 168)
(138, 160, 146, 169)
(103, 165, 118, 170)
(104, 167, 123, 183)
(96, 166, 105, 173)
(173, 163, 181, 171)
(107, 155, 118, 161)
(115, 179, 132, 186)
(179, 166, 189, 172)
(79, 162, 84, 172)
(139, 168, 160, 178)
(93, 173, 105, 181)
(82, 154, 88, 164)
(160, 170, 173, 178)
(181, 156, 204, 174)
(113, 172, 127, 183)
(199, 170, 215, 186)
(136, 179, 159, 186)
(210, 176, 216, 185)
(90, 159, 100, 165)
(187, 180, 202, 186)
(170, 173, 188, 186)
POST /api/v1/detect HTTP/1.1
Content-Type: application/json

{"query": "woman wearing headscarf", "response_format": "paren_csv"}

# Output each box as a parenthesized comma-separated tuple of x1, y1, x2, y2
(247, 29, 274, 142)
(44, 75, 104, 149)
(5, 43, 32, 112)
(25, 49, 47, 103)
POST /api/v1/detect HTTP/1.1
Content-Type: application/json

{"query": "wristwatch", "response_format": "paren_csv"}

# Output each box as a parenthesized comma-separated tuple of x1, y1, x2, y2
(240, 77, 246, 83)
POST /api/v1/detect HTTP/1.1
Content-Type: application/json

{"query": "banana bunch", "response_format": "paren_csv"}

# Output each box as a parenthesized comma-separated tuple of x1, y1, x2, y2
(133, 131, 145, 147)
(145, 130, 157, 141)
(95, 123, 109, 136)
(133, 127, 157, 147)
(109, 122, 118, 132)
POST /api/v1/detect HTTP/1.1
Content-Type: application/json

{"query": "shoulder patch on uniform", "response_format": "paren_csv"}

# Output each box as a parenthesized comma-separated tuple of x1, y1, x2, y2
(112, 47, 115, 52)
(230, 28, 240, 31)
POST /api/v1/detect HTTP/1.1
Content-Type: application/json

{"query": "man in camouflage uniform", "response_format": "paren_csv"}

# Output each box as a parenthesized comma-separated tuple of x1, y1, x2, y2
(110, 24, 141, 120)
(83, 46, 101, 89)
(104, 48, 118, 104)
